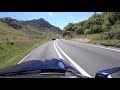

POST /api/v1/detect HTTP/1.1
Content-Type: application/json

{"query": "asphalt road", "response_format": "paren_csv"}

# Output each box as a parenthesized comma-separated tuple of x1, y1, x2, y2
(18, 39, 120, 78)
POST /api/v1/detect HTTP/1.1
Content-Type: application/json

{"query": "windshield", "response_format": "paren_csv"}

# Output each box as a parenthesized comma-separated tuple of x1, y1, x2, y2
(0, 12, 120, 78)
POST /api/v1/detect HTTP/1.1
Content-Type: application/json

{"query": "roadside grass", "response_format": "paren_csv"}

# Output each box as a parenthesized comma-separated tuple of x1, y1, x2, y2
(64, 34, 101, 40)
(64, 33, 120, 47)
(0, 31, 59, 69)
(89, 39, 120, 47)
(0, 39, 49, 69)
(85, 34, 120, 47)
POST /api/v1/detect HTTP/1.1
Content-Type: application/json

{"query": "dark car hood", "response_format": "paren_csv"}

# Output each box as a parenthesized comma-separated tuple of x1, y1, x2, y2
(0, 58, 79, 74)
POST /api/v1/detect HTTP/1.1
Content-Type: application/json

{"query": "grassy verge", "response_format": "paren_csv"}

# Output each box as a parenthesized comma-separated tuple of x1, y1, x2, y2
(89, 39, 120, 47)
(64, 34, 84, 40)
(64, 34, 120, 48)
(0, 39, 49, 69)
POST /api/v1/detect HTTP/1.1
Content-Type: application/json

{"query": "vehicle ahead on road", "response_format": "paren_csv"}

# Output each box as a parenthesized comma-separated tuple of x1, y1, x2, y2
(0, 58, 119, 78)
(52, 38, 56, 41)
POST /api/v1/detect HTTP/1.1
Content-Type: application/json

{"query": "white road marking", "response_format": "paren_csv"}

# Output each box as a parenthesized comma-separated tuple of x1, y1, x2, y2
(55, 40, 92, 78)
(67, 40, 113, 78)
(17, 45, 42, 64)
(54, 42, 64, 60)
(77, 42, 120, 53)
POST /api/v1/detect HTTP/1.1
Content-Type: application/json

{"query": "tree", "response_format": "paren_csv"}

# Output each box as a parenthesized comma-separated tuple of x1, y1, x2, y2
(63, 23, 74, 31)
(63, 23, 75, 36)
(74, 26, 84, 35)
(63, 12, 120, 39)
(83, 20, 91, 29)
(111, 12, 120, 25)
(84, 29, 91, 34)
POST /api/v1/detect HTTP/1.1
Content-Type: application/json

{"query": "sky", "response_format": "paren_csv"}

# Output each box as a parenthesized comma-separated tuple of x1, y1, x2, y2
(0, 12, 102, 30)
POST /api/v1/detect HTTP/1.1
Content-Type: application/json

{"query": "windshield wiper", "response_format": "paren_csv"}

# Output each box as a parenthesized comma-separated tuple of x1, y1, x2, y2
(0, 69, 83, 78)
(0, 69, 66, 76)
(65, 69, 83, 78)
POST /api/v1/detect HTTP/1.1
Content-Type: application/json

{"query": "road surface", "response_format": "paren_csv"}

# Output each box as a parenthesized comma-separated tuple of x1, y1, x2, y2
(18, 39, 120, 78)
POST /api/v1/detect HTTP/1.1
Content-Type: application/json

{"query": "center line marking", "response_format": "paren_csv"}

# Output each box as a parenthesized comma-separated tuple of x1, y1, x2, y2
(54, 41, 64, 60)
(55, 40, 92, 78)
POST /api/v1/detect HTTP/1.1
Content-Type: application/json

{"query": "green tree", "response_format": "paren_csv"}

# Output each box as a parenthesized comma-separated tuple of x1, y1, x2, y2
(63, 23, 75, 36)
(84, 29, 91, 34)
(74, 26, 84, 35)
(63, 23, 74, 32)
(63, 12, 120, 40)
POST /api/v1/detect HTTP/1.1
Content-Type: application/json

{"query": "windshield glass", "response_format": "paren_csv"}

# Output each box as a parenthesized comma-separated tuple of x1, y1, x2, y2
(0, 12, 120, 78)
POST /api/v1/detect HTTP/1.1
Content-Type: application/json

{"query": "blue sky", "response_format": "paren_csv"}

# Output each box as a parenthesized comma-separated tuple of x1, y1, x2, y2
(0, 12, 102, 30)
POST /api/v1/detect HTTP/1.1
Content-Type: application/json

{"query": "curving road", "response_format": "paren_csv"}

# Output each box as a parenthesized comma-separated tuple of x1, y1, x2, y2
(18, 39, 120, 78)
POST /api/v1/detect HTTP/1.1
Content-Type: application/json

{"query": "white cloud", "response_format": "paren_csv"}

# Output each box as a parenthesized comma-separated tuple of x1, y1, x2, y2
(48, 12, 53, 16)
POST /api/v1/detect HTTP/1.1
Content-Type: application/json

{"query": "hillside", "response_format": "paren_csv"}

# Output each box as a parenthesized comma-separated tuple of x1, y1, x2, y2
(0, 17, 62, 34)
(63, 12, 120, 47)
(0, 17, 62, 69)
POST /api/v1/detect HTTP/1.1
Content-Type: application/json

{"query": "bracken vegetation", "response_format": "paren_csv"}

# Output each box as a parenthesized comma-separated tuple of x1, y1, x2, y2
(63, 12, 120, 47)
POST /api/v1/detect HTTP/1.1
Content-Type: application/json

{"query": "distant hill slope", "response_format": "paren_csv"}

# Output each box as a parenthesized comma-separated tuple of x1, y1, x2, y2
(0, 17, 62, 43)
(0, 17, 62, 34)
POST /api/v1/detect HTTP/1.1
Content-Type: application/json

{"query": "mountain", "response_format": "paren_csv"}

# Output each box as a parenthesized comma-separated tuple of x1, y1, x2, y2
(0, 17, 22, 29)
(0, 17, 62, 34)
(21, 18, 53, 28)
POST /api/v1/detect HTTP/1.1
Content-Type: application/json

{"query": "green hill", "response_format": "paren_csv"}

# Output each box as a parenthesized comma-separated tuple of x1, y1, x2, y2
(63, 12, 120, 47)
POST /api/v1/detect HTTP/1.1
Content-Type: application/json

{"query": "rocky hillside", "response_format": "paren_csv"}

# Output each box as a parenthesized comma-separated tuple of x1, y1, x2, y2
(0, 17, 62, 34)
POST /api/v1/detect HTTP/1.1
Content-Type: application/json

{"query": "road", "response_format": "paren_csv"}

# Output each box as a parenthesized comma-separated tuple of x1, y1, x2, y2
(18, 39, 120, 78)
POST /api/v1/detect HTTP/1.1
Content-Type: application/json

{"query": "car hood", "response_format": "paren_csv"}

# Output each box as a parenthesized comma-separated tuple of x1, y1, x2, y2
(0, 58, 79, 74)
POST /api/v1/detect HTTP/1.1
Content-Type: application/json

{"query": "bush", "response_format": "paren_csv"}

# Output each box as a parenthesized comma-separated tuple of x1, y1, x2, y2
(75, 28, 84, 35)
(101, 27, 120, 40)
(84, 29, 91, 34)
(7, 42, 14, 45)
(10, 42, 14, 45)
(68, 34, 74, 39)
